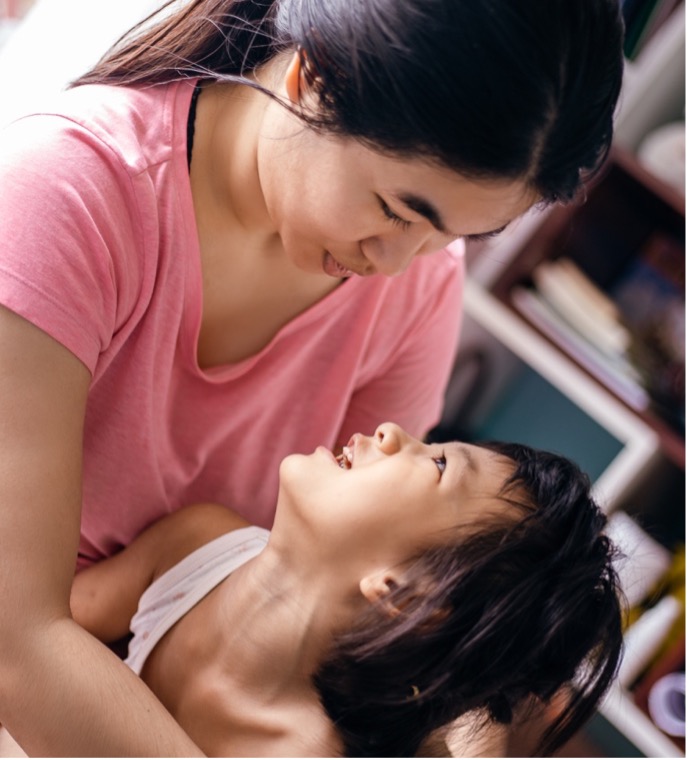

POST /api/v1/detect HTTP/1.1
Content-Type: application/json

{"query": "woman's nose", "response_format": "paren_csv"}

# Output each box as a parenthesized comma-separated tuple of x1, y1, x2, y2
(361, 231, 430, 277)
(373, 422, 412, 454)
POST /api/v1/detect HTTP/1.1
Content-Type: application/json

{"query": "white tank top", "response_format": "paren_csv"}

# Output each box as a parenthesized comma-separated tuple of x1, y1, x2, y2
(126, 526, 270, 674)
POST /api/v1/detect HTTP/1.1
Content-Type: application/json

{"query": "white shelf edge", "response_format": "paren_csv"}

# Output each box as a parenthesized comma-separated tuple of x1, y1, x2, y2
(599, 682, 684, 757)
(614, 2, 686, 151)
(462, 279, 660, 513)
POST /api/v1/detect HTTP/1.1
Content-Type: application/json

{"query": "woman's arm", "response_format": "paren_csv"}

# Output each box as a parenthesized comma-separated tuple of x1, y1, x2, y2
(0, 307, 203, 757)
(71, 502, 251, 642)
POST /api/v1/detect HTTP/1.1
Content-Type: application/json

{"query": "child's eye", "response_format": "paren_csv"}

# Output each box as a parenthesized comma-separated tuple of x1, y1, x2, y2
(433, 452, 447, 479)
(378, 197, 412, 230)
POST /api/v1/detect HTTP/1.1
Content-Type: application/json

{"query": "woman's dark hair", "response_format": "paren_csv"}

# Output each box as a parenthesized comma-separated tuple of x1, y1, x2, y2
(313, 443, 624, 757)
(72, 0, 624, 203)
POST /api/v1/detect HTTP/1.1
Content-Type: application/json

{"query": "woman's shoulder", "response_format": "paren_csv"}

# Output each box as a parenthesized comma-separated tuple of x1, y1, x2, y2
(60, 80, 195, 169)
(2, 80, 194, 175)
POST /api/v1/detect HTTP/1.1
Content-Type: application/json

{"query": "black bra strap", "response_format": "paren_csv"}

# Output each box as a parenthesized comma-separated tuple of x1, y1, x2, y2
(187, 83, 203, 170)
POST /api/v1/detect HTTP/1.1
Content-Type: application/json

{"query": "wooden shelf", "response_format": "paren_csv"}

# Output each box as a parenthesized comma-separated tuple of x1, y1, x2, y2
(487, 148, 685, 470)
(613, 144, 685, 217)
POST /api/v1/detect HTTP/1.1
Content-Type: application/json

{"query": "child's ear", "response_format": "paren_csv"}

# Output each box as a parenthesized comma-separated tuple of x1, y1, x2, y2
(284, 49, 321, 106)
(360, 569, 451, 629)
(284, 51, 302, 104)
(359, 569, 405, 618)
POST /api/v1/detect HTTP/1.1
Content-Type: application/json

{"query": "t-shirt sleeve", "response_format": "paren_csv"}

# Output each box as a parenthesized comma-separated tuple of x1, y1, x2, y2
(338, 246, 465, 443)
(0, 114, 144, 374)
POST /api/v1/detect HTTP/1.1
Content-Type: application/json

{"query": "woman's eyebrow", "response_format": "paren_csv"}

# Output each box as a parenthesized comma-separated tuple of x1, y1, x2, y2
(393, 191, 458, 236)
(392, 191, 507, 240)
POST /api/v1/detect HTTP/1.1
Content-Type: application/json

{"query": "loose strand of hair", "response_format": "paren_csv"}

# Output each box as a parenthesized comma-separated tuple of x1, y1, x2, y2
(71, 0, 279, 88)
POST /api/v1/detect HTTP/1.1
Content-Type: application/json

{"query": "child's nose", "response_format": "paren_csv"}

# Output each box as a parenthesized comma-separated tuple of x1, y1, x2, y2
(374, 422, 411, 454)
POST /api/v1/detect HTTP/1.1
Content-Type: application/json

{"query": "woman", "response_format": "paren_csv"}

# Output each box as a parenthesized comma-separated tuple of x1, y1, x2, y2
(0, 0, 624, 755)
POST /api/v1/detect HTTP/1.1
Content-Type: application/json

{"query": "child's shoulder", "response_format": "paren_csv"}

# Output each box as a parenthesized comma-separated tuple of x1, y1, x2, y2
(209, 697, 343, 758)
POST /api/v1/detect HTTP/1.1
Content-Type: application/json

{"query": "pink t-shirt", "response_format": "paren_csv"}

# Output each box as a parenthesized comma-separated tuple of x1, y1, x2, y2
(0, 80, 464, 568)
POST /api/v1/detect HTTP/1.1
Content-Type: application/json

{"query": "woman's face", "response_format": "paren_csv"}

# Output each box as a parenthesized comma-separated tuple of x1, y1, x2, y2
(276, 423, 516, 566)
(257, 110, 540, 279)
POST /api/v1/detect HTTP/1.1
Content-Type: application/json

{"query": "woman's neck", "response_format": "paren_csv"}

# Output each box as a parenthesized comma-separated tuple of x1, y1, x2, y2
(190, 59, 290, 240)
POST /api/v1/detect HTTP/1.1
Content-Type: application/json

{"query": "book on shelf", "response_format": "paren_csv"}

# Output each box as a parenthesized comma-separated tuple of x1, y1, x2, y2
(510, 278, 651, 411)
(511, 242, 685, 428)
(612, 232, 685, 431)
(532, 258, 632, 356)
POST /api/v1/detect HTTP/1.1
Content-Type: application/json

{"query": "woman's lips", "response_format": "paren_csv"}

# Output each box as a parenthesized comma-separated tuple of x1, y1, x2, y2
(323, 251, 355, 278)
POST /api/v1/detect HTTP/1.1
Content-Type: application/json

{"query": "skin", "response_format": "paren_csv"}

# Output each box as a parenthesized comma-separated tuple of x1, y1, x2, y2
(0, 51, 538, 756)
(0, 306, 202, 756)
(63, 423, 514, 757)
(190, 53, 540, 367)
(273, 422, 515, 573)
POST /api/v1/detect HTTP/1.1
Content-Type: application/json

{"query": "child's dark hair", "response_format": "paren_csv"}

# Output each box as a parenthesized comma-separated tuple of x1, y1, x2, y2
(73, 0, 624, 203)
(313, 443, 624, 757)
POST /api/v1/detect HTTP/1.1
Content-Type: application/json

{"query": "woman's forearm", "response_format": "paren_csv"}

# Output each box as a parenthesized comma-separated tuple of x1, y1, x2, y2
(0, 616, 203, 757)
(0, 309, 197, 755)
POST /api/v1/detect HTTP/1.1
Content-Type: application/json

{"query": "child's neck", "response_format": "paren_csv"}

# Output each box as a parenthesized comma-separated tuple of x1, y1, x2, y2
(159, 541, 355, 753)
(211, 541, 362, 692)
(140, 538, 350, 756)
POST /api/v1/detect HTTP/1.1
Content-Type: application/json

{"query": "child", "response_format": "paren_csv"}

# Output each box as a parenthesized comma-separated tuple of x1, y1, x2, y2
(65, 423, 622, 757)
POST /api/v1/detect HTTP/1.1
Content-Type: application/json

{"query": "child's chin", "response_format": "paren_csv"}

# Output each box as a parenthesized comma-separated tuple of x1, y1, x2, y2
(277, 451, 314, 489)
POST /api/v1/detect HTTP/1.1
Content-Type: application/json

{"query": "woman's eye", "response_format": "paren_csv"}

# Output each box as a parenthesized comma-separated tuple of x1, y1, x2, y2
(433, 453, 447, 478)
(379, 198, 412, 230)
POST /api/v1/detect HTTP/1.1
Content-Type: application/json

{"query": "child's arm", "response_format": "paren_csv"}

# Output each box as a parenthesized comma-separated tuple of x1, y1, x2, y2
(71, 503, 250, 642)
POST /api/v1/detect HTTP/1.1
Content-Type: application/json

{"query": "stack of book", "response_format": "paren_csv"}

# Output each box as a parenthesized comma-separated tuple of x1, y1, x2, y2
(511, 258, 651, 411)
(611, 232, 685, 431)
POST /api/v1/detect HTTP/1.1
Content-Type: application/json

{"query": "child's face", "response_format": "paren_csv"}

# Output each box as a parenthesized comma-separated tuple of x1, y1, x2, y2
(276, 423, 516, 566)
